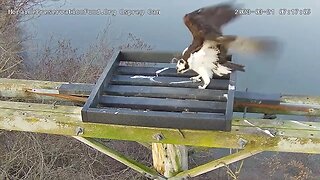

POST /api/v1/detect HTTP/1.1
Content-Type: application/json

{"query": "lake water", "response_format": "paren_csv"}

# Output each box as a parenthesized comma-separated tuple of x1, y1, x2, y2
(24, 0, 320, 95)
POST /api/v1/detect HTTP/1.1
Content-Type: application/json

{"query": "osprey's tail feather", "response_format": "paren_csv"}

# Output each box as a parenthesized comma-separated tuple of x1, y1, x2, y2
(213, 65, 231, 76)
(216, 35, 280, 55)
(222, 61, 245, 72)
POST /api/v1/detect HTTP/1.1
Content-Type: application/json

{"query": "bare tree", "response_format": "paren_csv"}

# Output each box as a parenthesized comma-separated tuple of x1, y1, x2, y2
(0, 0, 45, 78)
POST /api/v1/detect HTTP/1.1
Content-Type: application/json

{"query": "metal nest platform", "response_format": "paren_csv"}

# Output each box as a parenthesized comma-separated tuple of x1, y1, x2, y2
(82, 51, 236, 131)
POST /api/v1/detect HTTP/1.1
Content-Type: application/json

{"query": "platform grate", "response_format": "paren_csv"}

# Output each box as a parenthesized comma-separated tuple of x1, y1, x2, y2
(81, 51, 236, 131)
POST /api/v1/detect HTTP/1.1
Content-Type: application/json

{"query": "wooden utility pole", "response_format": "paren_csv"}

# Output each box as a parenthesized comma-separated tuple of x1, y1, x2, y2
(152, 143, 188, 178)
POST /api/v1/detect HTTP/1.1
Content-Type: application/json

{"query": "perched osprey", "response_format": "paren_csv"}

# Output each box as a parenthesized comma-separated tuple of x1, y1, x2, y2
(175, 3, 277, 89)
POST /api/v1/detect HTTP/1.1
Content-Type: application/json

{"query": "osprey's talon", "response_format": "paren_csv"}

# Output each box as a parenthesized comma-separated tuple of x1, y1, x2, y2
(190, 75, 201, 82)
(198, 84, 208, 89)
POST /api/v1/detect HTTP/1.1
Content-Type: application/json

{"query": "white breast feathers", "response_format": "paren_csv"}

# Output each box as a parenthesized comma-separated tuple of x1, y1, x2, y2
(187, 40, 231, 89)
(188, 41, 220, 78)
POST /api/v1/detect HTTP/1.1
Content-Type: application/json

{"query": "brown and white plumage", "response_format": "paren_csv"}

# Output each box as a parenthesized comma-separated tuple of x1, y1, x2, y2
(176, 3, 278, 89)
(181, 3, 239, 61)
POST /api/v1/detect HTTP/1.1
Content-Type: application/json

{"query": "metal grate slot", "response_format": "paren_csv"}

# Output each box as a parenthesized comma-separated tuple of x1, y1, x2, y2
(104, 85, 228, 101)
(110, 75, 229, 90)
(116, 66, 230, 79)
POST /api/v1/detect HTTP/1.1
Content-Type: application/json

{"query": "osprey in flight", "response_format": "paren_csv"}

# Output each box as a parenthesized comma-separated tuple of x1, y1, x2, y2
(175, 3, 277, 89)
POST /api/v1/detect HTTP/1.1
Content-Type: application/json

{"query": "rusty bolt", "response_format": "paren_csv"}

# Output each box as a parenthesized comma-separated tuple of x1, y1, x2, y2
(238, 138, 248, 149)
(76, 127, 84, 136)
(153, 133, 164, 141)
(309, 108, 315, 113)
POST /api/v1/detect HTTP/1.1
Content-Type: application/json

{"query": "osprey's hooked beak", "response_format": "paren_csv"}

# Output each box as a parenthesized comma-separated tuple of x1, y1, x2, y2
(171, 57, 179, 63)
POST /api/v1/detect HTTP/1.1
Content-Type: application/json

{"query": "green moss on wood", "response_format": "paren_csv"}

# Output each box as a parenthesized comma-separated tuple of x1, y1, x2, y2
(25, 117, 40, 123)
(1, 101, 320, 154)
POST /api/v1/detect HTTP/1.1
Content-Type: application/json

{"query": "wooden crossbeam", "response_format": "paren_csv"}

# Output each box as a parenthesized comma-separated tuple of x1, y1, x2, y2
(1, 100, 320, 154)
(74, 137, 165, 180)
(169, 145, 262, 179)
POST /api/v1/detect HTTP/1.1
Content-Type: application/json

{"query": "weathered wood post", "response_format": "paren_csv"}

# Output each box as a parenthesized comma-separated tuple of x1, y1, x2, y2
(152, 142, 188, 179)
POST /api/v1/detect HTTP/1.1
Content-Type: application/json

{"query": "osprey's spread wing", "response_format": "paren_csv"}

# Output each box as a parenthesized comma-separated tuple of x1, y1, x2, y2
(184, 4, 239, 40)
(182, 3, 240, 60)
